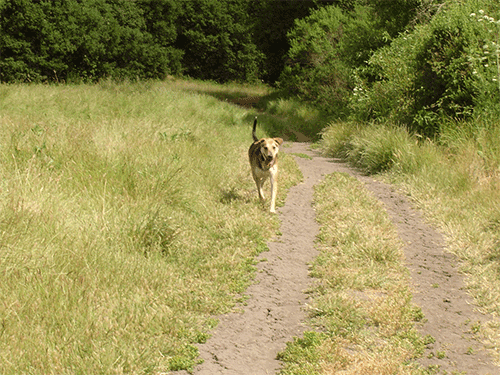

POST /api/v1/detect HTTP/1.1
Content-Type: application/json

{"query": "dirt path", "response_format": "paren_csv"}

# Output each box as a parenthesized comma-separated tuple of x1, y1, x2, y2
(174, 142, 498, 375)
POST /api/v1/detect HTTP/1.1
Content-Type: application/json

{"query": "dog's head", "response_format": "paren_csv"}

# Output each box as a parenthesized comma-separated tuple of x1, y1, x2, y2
(257, 137, 284, 166)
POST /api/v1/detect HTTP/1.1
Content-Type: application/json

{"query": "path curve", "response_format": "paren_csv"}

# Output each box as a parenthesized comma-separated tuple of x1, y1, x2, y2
(174, 142, 498, 375)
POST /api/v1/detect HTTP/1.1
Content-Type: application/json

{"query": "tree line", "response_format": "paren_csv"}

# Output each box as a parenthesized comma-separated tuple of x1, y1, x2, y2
(0, 0, 329, 83)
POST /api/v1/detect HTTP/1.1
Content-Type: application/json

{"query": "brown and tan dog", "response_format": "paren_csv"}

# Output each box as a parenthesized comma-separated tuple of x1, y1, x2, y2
(248, 117, 283, 213)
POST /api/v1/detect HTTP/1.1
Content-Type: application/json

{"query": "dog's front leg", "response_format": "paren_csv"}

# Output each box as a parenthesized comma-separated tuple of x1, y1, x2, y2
(269, 173, 277, 213)
(255, 177, 265, 202)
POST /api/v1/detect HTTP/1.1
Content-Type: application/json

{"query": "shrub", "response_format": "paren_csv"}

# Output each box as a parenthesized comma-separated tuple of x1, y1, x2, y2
(411, 3, 479, 135)
(354, 26, 429, 124)
(361, 0, 500, 136)
(280, 2, 421, 119)
(468, 8, 500, 119)
(279, 6, 354, 116)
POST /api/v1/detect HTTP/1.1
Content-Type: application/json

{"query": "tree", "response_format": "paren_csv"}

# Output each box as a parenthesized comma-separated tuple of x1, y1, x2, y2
(138, 0, 184, 76)
(279, 5, 352, 115)
(174, 0, 263, 82)
(0, 0, 179, 82)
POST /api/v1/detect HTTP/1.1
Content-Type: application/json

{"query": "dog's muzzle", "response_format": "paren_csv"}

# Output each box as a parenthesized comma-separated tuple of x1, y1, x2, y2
(266, 156, 275, 168)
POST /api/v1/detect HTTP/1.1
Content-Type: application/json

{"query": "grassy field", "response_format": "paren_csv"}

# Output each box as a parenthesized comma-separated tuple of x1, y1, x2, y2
(6, 78, 500, 374)
(0, 79, 301, 374)
(320, 119, 500, 365)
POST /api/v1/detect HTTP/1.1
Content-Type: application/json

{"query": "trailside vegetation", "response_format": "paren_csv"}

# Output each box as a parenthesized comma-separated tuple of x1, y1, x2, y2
(280, 0, 500, 137)
(0, 79, 302, 373)
(0, 0, 183, 82)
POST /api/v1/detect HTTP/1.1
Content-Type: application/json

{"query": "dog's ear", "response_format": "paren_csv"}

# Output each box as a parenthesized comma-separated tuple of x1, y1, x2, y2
(274, 138, 284, 146)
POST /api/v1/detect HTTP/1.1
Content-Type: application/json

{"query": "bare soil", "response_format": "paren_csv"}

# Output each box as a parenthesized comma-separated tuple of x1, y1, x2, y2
(173, 142, 499, 375)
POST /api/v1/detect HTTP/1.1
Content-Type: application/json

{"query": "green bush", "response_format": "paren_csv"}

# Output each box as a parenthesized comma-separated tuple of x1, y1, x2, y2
(280, 2, 421, 118)
(361, 0, 500, 136)
(352, 25, 429, 124)
(411, 3, 478, 135)
(279, 6, 352, 116)
(468, 7, 500, 119)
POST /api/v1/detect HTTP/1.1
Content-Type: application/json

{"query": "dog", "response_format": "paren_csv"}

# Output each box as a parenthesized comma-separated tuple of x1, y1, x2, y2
(248, 117, 283, 213)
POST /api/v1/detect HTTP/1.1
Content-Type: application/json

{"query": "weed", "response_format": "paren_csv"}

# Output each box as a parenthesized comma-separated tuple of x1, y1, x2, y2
(423, 335, 436, 346)
(291, 153, 313, 160)
(436, 351, 446, 359)
(471, 321, 482, 334)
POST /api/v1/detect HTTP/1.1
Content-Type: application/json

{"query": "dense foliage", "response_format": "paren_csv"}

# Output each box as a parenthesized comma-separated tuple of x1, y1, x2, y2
(279, 0, 422, 116)
(0, 0, 183, 82)
(0, 0, 326, 83)
(173, 0, 261, 82)
(280, 0, 500, 136)
(280, 6, 352, 117)
(358, 0, 500, 136)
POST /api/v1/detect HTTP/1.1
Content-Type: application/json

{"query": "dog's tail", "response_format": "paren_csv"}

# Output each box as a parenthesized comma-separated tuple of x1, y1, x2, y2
(252, 116, 258, 142)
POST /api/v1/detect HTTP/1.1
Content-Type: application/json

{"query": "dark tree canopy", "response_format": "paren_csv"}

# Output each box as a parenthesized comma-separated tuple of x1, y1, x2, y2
(0, 0, 338, 83)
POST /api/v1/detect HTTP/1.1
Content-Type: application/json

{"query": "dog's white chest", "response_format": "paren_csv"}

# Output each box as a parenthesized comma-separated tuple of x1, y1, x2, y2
(253, 164, 277, 179)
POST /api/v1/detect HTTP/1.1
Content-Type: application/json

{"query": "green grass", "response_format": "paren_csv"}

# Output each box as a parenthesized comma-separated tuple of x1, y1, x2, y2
(0, 80, 301, 374)
(319, 118, 500, 364)
(278, 173, 427, 375)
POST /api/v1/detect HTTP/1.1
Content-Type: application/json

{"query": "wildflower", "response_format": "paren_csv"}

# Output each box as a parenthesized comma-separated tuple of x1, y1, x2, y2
(479, 9, 485, 14)
(470, 13, 476, 17)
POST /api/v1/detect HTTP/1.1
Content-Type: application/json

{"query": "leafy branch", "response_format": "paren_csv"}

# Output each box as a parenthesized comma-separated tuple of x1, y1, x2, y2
(470, 10, 500, 96)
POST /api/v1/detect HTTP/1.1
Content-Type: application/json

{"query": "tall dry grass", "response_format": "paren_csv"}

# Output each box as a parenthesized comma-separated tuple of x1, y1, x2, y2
(0, 79, 301, 373)
(320, 119, 500, 364)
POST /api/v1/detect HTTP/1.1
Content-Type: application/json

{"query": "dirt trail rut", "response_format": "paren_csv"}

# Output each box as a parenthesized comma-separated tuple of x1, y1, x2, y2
(174, 142, 498, 375)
